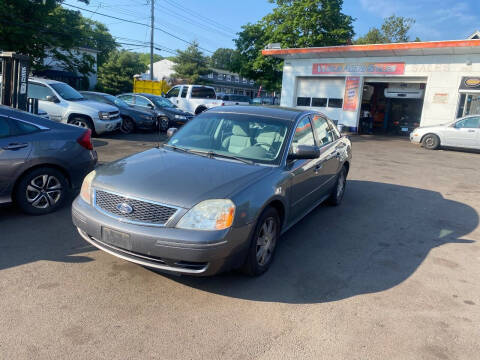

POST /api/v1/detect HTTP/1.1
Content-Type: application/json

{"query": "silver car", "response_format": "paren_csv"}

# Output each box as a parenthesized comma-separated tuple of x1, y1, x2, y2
(72, 106, 352, 276)
(410, 115, 480, 150)
(27, 78, 122, 136)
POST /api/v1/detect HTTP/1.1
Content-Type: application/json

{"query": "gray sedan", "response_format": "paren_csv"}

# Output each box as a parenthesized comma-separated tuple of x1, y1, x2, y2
(72, 106, 352, 276)
(0, 106, 97, 214)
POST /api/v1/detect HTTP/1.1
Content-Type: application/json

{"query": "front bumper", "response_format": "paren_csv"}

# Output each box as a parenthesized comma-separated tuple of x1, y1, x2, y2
(410, 132, 421, 144)
(72, 197, 253, 275)
(94, 117, 122, 135)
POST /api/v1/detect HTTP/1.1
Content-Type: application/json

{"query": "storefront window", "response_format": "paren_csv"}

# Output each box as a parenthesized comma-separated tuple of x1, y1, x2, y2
(457, 93, 480, 117)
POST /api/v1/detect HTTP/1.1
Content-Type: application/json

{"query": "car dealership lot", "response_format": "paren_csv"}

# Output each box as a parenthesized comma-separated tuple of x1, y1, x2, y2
(1, 134, 479, 359)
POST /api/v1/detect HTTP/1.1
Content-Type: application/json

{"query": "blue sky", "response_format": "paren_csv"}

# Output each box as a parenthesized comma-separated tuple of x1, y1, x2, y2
(68, 0, 480, 56)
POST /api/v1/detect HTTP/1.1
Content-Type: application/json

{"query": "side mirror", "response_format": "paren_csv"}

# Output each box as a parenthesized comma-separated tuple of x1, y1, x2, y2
(46, 95, 59, 103)
(167, 127, 178, 138)
(288, 145, 320, 160)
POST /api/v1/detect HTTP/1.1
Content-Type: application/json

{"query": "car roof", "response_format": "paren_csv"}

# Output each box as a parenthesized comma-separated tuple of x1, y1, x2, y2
(80, 91, 109, 96)
(207, 105, 314, 122)
(29, 77, 64, 85)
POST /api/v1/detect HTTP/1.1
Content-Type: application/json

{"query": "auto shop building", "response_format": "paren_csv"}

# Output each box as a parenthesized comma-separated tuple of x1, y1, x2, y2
(263, 39, 480, 134)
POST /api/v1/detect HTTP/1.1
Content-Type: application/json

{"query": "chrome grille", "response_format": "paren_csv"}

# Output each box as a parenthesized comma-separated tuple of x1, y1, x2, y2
(94, 189, 178, 226)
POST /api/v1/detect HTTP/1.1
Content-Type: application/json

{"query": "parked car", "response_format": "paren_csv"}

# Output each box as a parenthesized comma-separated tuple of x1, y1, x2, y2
(392, 115, 420, 136)
(164, 85, 224, 115)
(80, 91, 157, 134)
(410, 115, 480, 150)
(72, 106, 351, 276)
(117, 93, 194, 132)
(0, 105, 97, 214)
(27, 78, 121, 136)
(217, 93, 251, 106)
(251, 97, 280, 105)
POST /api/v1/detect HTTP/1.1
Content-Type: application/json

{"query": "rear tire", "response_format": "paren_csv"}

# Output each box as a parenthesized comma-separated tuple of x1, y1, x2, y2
(327, 166, 347, 206)
(422, 134, 440, 150)
(242, 207, 280, 276)
(15, 167, 69, 215)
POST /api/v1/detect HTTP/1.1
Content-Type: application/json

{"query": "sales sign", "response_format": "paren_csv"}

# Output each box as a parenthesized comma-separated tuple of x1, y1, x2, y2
(343, 77, 360, 111)
(313, 62, 405, 75)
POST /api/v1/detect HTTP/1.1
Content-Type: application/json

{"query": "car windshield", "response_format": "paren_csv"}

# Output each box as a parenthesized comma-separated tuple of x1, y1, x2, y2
(50, 83, 84, 101)
(104, 94, 129, 108)
(167, 113, 291, 165)
(150, 96, 176, 108)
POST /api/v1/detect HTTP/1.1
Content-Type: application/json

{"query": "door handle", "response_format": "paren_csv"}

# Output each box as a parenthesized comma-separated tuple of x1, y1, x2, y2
(468, 129, 475, 133)
(2, 143, 28, 150)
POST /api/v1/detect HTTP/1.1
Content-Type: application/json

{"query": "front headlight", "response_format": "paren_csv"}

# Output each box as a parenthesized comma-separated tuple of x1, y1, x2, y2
(98, 111, 110, 120)
(80, 170, 96, 205)
(174, 114, 187, 120)
(176, 199, 235, 231)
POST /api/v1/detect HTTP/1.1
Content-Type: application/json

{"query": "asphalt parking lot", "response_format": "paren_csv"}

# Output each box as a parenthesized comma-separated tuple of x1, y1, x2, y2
(1, 133, 479, 359)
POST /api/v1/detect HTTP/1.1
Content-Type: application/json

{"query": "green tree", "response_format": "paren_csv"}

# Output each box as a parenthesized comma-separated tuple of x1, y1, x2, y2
(172, 42, 209, 84)
(355, 15, 417, 44)
(0, 0, 116, 76)
(137, 53, 164, 68)
(209, 48, 241, 71)
(97, 51, 147, 94)
(234, 0, 354, 91)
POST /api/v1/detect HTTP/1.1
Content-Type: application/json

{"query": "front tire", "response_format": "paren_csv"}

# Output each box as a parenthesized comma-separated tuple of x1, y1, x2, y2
(120, 116, 135, 134)
(422, 134, 440, 150)
(15, 167, 69, 215)
(242, 207, 280, 276)
(159, 116, 170, 132)
(70, 116, 96, 136)
(328, 166, 347, 206)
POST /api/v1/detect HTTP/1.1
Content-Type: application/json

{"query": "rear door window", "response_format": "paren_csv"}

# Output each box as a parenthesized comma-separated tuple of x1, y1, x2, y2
(11, 119, 41, 136)
(191, 87, 216, 99)
(181, 87, 188, 98)
(311, 114, 335, 146)
(118, 94, 134, 105)
(28, 83, 54, 101)
(135, 96, 153, 108)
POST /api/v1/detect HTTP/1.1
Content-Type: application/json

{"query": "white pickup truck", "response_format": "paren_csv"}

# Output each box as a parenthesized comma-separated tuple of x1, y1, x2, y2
(164, 85, 224, 115)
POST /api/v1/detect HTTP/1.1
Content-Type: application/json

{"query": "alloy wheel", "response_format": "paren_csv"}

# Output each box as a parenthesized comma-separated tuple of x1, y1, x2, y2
(160, 117, 169, 131)
(121, 118, 135, 134)
(73, 120, 87, 128)
(256, 217, 277, 266)
(25, 175, 62, 209)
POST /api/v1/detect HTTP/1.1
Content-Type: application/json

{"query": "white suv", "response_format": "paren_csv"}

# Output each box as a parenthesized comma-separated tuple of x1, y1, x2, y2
(27, 78, 121, 135)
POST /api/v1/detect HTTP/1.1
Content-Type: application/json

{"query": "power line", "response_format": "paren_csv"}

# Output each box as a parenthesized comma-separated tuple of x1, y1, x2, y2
(62, 2, 214, 54)
(163, 0, 236, 34)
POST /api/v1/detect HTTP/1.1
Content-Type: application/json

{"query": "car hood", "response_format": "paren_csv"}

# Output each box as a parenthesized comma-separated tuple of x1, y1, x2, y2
(70, 100, 118, 113)
(92, 148, 273, 209)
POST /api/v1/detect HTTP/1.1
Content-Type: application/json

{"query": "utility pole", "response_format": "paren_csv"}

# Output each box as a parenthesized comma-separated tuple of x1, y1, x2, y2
(150, 0, 154, 80)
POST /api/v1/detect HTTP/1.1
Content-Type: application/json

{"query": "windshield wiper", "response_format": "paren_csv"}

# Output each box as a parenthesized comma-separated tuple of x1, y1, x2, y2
(202, 151, 255, 165)
(163, 145, 254, 165)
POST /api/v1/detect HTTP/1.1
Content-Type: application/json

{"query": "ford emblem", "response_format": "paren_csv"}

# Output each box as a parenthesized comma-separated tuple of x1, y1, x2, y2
(116, 202, 133, 214)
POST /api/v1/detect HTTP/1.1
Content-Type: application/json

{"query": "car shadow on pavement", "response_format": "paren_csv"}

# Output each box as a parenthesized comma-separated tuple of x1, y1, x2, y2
(171, 180, 478, 304)
(0, 198, 95, 270)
